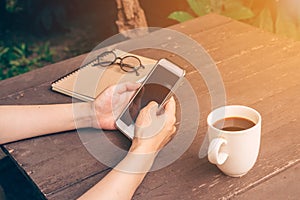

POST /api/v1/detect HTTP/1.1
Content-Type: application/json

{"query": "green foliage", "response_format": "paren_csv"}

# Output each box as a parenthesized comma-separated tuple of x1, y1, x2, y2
(168, 0, 254, 22)
(188, 0, 211, 16)
(169, 11, 194, 22)
(253, 8, 274, 33)
(5, 0, 22, 13)
(0, 42, 54, 80)
(222, 0, 254, 20)
(168, 0, 300, 41)
(275, 6, 300, 40)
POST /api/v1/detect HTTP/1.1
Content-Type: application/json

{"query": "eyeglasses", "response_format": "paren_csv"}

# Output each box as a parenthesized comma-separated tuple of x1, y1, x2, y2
(92, 51, 145, 76)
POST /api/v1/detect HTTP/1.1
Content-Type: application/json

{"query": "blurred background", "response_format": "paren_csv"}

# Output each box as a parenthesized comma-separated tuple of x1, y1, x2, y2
(1, 0, 300, 80)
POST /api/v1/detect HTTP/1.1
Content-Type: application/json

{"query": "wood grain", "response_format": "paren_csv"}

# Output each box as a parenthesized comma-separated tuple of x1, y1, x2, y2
(1, 14, 299, 199)
(235, 163, 300, 200)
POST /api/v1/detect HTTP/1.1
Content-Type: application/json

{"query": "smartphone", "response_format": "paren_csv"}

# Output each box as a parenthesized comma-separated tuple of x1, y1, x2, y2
(115, 58, 185, 139)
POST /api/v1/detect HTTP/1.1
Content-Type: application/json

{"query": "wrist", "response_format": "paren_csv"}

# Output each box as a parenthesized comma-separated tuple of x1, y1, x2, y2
(129, 138, 162, 155)
(115, 150, 157, 174)
(73, 102, 94, 128)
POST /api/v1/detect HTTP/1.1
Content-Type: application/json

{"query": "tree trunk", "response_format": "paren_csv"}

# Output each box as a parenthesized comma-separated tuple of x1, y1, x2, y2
(115, 0, 148, 38)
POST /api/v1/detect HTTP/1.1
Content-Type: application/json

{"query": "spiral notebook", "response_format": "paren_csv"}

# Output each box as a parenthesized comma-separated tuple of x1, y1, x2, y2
(51, 49, 157, 101)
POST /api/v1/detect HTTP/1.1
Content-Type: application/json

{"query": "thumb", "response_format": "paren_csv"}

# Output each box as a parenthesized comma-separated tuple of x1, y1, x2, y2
(135, 101, 158, 127)
(117, 82, 141, 94)
(164, 96, 176, 116)
(147, 101, 159, 109)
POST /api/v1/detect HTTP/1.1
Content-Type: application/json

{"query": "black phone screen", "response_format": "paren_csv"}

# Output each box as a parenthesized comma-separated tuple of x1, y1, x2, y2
(120, 64, 180, 126)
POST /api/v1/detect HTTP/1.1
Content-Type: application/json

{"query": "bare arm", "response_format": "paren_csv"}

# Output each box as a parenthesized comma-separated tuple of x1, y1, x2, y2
(0, 103, 91, 144)
(0, 82, 140, 144)
(79, 98, 177, 200)
(78, 151, 156, 200)
(0, 82, 177, 200)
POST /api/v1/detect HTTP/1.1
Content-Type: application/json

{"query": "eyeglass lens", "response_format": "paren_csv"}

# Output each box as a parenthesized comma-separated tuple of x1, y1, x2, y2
(94, 51, 144, 75)
(120, 56, 142, 72)
(96, 51, 117, 67)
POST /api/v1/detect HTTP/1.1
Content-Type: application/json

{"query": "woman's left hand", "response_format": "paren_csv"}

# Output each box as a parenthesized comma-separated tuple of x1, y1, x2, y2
(91, 82, 140, 130)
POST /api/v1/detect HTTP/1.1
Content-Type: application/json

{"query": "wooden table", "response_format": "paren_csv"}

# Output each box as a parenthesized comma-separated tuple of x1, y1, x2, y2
(1, 14, 300, 199)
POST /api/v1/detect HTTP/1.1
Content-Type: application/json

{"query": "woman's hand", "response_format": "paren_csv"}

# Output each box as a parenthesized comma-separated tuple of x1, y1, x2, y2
(130, 97, 177, 154)
(78, 96, 176, 200)
(91, 82, 140, 130)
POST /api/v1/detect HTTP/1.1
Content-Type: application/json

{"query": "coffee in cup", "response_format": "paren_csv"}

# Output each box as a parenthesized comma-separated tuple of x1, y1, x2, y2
(207, 105, 261, 177)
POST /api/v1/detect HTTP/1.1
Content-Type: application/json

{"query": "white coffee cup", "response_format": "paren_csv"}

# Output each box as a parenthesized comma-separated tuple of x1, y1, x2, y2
(207, 105, 261, 177)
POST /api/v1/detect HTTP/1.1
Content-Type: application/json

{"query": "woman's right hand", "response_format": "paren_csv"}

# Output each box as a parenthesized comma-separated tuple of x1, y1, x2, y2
(129, 97, 177, 154)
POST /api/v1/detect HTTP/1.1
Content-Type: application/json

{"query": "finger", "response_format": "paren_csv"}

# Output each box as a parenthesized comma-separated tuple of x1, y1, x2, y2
(123, 90, 136, 103)
(146, 101, 159, 109)
(117, 82, 141, 94)
(139, 101, 158, 115)
(135, 102, 158, 127)
(164, 96, 176, 117)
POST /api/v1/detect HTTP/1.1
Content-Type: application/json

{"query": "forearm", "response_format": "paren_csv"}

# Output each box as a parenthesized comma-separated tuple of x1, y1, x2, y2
(79, 98, 176, 199)
(78, 151, 156, 200)
(0, 102, 92, 144)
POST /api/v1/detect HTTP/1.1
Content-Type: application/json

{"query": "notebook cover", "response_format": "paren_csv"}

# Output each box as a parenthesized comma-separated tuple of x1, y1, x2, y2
(52, 49, 157, 101)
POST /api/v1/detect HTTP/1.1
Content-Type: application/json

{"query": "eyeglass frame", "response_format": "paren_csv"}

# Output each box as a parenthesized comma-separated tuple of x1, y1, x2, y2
(92, 51, 145, 76)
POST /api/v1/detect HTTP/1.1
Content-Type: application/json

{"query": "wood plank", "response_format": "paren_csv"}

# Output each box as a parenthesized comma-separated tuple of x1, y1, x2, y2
(46, 171, 109, 200)
(4, 129, 131, 198)
(132, 15, 300, 199)
(132, 85, 300, 199)
(0, 48, 202, 198)
(47, 33, 300, 199)
(133, 15, 299, 199)
(1, 14, 300, 199)
(235, 163, 300, 200)
(0, 14, 230, 99)
(169, 13, 233, 35)
(131, 80, 300, 199)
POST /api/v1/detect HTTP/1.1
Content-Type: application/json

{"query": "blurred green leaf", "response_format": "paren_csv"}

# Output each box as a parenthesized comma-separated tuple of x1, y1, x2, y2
(0, 42, 55, 80)
(244, 0, 255, 8)
(12, 46, 24, 57)
(20, 43, 26, 51)
(254, 8, 274, 32)
(5, 0, 22, 13)
(222, 0, 255, 20)
(0, 47, 9, 57)
(275, 7, 300, 40)
(12, 43, 28, 58)
(210, 0, 222, 13)
(187, 0, 211, 16)
(168, 11, 195, 22)
(9, 60, 22, 67)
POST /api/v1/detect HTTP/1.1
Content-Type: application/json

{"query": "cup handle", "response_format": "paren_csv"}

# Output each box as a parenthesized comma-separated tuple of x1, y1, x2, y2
(208, 138, 228, 165)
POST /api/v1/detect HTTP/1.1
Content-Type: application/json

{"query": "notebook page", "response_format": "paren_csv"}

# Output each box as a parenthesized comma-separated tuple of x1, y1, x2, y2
(52, 49, 157, 101)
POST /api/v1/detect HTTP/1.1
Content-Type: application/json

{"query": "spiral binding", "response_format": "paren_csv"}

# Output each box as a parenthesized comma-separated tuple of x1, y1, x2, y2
(51, 51, 111, 86)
